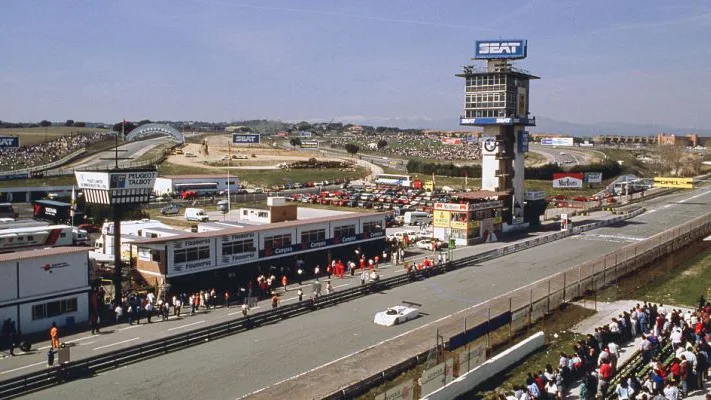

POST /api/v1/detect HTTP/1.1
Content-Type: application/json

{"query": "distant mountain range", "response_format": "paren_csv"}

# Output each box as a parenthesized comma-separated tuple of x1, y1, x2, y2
(337, 115, 711, 137)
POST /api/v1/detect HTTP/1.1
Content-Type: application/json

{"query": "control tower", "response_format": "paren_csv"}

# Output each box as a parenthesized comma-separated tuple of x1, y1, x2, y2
(457, 39, 540, 230)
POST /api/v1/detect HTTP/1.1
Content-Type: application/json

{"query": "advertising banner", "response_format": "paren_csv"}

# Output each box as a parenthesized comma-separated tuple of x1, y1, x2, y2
(299, 131, 312, 137)
(0, 136, 20, 148)
(419, 362, 446, 396)
(300, 140, 319, 148)
(441, 137, 462, 145)
(653, 177, 695, 189)
(541, 137, 574, 146)
(474, 40, 527, 59)
(374, 378, 415, 400)
(553, 173, 584, 188)
(75, 171, 110, 189)
(435, 203, 468, 212)
(517, 131, 529, 153)
(585, 172, 603, 183)
(110, 171, 157, 189)
(232, 133, 260, 144)
(433, 210, 451, 227)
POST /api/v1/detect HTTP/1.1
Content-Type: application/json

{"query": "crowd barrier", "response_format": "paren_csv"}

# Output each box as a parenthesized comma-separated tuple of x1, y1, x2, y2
(0, 207, 655, 399)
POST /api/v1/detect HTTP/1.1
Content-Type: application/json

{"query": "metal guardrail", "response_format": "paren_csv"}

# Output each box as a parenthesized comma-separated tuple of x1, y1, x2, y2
(0, 210, 647, 399)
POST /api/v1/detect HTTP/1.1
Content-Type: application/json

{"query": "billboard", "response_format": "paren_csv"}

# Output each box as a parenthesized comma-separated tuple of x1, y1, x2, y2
(541, 137, 574, 146)
(585, 172, 603, 183)
(300, 140, 319, 149)
(0, 136, 20, 148)
(474, 40, 527, 59)
(433, 210, 451, 227)
(653, 177, 695, 189)
(299, 131, 312, 137)
(75, 171, 157, 190)
(441, 137, 462, 145)
(552, 172, 584, 188)
(232, 133, 260, 144)
(517, 131, 529, 153)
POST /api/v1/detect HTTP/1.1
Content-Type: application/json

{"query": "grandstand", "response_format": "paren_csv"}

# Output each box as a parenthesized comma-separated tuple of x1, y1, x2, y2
(0, 131, 112, 172)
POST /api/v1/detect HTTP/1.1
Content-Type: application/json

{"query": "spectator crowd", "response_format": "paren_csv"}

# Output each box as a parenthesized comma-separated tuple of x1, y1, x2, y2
(329, 133, 482, 161)
(505, 301, 711, 400)
(0, 131, 111, 171)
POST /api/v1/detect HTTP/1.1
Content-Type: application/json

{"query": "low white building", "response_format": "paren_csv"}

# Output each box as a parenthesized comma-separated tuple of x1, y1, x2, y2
(153, 175, 240, 196)
(0, 247, 91, 335)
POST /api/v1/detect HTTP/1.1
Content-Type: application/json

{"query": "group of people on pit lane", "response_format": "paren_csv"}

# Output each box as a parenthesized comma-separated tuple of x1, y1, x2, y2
(504, 300, 711, 400)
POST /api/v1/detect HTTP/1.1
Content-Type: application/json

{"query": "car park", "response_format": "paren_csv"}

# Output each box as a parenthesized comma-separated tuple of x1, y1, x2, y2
(373, 306, 419, 326)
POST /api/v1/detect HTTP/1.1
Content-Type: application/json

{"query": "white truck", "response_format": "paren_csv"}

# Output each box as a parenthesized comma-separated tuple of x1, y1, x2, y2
(185, 208, 209, 222)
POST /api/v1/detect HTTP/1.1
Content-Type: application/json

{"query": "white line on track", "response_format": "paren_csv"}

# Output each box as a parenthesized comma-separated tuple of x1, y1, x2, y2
(92, 337, 140, 351)
(235, 314, 453, 399)
(663, 204, 671, 208)
(166, 320, 204, 332)
(118, 324, 141, 331)
(0, 361, 47, 375)
(37, 334, 98, 350)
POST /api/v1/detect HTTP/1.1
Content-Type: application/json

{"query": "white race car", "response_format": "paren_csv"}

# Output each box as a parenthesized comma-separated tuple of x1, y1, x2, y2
(373, 305, 419, 326)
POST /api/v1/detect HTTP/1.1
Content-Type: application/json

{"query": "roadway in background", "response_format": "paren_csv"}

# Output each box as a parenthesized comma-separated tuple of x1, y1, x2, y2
(14, 186, 711, 400)
(65, 137, 172, 170)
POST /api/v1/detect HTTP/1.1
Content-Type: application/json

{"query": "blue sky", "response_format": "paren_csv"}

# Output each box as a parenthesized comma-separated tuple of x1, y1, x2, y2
(1, 0, 709, 130)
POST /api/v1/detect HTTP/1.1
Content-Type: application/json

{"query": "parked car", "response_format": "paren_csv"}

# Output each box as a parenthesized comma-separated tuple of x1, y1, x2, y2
(77, 223, 100, 233)
(160, 204, 182, 216)
(374, 306, 419, 326)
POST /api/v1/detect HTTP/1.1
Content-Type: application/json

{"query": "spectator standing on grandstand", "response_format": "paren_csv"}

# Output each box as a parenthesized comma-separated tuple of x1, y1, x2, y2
(615, 379, 633, 400)
(663, 380, 679, 400)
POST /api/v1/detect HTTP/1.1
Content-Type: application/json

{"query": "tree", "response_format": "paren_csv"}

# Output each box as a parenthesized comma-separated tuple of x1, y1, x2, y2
(137, 119, 152, 126)
(112, 121, 137, 134)
(658, 145, 685, 176)
(377, 139, 388, 149)
(39, 120, 52, 127)
(344, 143, 360, 156)
(73, 121, 86, 127)
(289, 138, 302, 148)
(65, 120, 75, 127)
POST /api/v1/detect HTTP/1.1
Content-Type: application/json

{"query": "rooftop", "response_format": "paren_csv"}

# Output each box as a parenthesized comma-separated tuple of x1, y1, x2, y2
(451, 190, 508, 201)
(136, 212, 386, 245)
(0, 246, 90, 263)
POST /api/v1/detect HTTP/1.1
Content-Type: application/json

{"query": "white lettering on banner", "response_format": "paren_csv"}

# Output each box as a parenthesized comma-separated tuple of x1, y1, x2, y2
(369, 231, 385, 238)
(184, 239, 210, 247)
(553, 178, 583, 188)
(309, 241, 327, 249)
(184, 260, 211, 270)
(0, 138, 16, 146)
(274, 247, 293, 255)
(495, 118, 512, 124)
(340, 235, 357, 243)
(221, 233, 254, 242)
(479, 42, 521, 55)
(45, 207, 57, 216)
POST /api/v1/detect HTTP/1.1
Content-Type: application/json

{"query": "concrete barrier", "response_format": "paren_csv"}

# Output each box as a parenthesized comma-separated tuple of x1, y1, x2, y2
(423, 332, 545, 400)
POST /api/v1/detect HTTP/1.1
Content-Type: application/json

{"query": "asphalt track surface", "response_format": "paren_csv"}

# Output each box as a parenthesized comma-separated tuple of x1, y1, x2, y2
(67, 137, 171, 170)
(14, 187, 711, 400)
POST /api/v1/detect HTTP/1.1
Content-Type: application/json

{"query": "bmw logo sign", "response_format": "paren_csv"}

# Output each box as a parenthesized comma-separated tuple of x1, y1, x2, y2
(484, 138, 497, 152)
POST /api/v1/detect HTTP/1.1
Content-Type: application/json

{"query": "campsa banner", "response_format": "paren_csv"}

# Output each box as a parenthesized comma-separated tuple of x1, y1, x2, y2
(0, 136, 20, 148)
(232, 133, 260, 144)
(552, 172, 584, 188)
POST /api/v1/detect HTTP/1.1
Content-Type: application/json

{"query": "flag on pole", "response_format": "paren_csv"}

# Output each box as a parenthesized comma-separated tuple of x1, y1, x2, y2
(70, 186, 76, 218)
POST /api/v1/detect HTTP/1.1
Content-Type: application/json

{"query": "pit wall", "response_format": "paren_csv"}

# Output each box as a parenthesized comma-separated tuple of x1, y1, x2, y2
(423, 332, 544, 400)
